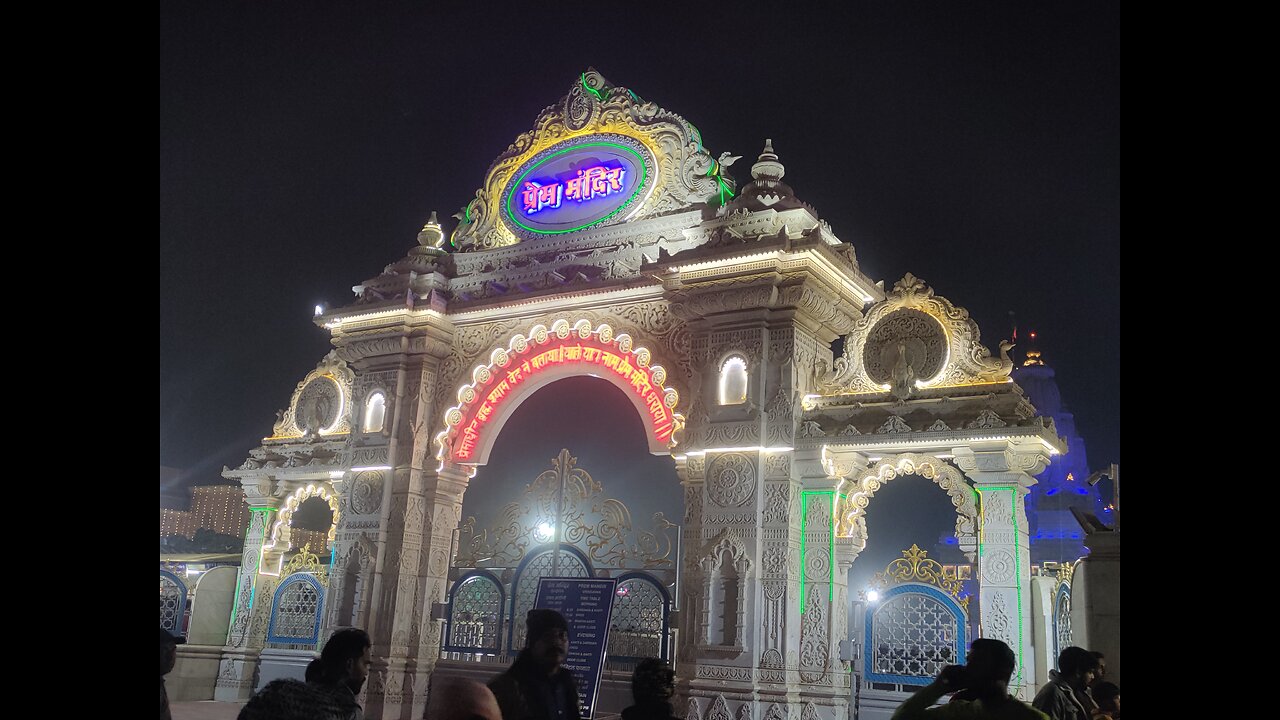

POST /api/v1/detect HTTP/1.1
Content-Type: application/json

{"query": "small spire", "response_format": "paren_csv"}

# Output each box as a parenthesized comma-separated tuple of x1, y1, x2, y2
(1022, 330, 1046, 366)
(417, 211, 445, 248)
(751, 138, 785, 181)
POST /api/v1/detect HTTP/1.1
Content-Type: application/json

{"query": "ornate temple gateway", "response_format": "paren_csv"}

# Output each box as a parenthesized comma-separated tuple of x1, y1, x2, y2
(212, 70, 1067, 719)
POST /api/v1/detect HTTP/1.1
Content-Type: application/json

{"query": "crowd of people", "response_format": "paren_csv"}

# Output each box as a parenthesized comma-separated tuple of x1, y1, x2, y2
(893, 642, 1119, 720)
(161, 610, 1117, 720)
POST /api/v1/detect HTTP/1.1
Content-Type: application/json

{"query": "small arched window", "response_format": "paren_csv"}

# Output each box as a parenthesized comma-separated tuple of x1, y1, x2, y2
(364, 392, 386, 433)
(719, 356, 748, 405)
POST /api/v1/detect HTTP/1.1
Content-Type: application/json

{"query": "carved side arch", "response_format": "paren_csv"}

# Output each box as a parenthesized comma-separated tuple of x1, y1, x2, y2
(834, 454, 978, 559)
(267, 482, 340, 551)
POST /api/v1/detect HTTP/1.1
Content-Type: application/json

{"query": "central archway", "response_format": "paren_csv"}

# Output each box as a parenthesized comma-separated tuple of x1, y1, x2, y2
(437, 318, 686, 466)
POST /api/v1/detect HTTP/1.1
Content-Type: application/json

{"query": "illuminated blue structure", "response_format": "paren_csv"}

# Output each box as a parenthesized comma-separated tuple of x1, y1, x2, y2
(1011, 335, 1108, 564)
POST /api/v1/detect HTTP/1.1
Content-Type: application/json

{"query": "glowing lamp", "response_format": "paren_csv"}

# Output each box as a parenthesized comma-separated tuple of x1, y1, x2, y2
(534, 522, 554, 542)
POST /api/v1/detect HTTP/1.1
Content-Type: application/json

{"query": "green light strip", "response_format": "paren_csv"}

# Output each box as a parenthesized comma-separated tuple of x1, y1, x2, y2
(977, 485, 1026, 689)
(828, 492, 836, 602)
(580, 73, 605, 101)
(800, 491, 809, 612)
(504, 141, 650, 235)
(229, 508, 273, 629)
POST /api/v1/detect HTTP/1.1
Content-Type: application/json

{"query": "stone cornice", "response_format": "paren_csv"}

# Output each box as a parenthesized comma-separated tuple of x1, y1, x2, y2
(805, 422, 1064, 462)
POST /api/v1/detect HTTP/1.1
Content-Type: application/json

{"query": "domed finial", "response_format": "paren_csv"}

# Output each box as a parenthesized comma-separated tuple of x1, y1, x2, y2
(751, 138, 785, 181)
(417, 211, 445, 248)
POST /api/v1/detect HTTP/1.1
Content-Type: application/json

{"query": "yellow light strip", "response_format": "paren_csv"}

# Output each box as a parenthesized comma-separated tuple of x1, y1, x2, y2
(820, 435, 1060, 455)
(668, 246, 876, 304)
(322, 306, 445, 330)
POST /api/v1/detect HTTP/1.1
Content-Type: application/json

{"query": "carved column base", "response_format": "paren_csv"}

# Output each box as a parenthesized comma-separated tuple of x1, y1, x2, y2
(213, 649, 261, 702)
(365, 656, 435, 720)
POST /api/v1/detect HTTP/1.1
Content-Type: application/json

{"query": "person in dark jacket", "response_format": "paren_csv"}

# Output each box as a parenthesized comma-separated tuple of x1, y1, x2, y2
(893, 638, 1047, 720)
(621, 658, 681, 720)
(488, 609, 582, 720)
(1031, 646, 1098, 720)
(238, 627, 371, 720)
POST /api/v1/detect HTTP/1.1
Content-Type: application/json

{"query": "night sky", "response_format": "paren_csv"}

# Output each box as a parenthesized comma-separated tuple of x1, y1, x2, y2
(160, 3, 1120, 499)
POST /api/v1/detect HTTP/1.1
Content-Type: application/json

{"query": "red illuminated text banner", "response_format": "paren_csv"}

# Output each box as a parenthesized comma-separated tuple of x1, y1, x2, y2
(451, 338, 674, 462)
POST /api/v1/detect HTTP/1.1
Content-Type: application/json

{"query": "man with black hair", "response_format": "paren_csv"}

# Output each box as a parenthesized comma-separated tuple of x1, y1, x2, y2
(489, 608, 582, 720)
(892, 638, 1047, 719)
(315, 627, 374, 700)
(621, 658, 681, 720)
(1090, 681, 1119, 719)
(1032, 646, 1099, 720)
(238, 627, 371, 720)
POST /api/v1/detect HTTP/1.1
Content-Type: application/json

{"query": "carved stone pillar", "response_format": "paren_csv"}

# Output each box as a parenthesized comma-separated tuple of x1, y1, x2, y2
(679, 448, 759, 701)
(363, 464, 423, 719)
(793, 448, 851, 720)
(216, 491, 279, 701)
(953, 442, 1050, 699)
(401, 464, 468, 719)
(755, 451, 801, 715)
(362, 345, 466, 720)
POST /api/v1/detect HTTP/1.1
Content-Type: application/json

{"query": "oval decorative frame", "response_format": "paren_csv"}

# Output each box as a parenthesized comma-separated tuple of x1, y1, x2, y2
(500, 134, 656, 239)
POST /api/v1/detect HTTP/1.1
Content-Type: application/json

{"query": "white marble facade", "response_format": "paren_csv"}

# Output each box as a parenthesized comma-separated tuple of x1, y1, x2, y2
(209, 70, 1066, 719)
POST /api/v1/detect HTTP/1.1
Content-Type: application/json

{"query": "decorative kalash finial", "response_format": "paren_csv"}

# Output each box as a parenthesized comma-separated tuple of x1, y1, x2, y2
(416, 211, 446, 249)
(751, 138, 786, 183)
(1022, 330, 1045, 367)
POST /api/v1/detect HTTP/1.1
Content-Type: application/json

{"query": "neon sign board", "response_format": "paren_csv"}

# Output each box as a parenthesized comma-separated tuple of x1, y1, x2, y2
(521, 165, 628, 214)
(444, 328, 678, 463)
(503, 136, 652, 237)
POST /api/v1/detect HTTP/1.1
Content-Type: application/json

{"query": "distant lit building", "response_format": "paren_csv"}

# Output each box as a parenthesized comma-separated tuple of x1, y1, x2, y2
(290, 527, 330, 555)
(159, 484, 251, 539)
(160, 508, 197, 538)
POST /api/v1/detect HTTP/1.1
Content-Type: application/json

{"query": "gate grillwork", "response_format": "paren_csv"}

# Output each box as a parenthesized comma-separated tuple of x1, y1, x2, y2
(159, 570, 187, 634)
(1052, 561, 1074, 659)
(447, 573, 504, 652)
(510, 547, 589, 651)
(446, 449, 678, 660)
(267, 550, 328, 647)
(609, 575, 668, 661)
(870, 590, 958, 680)
(863, 545, 971, 687)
